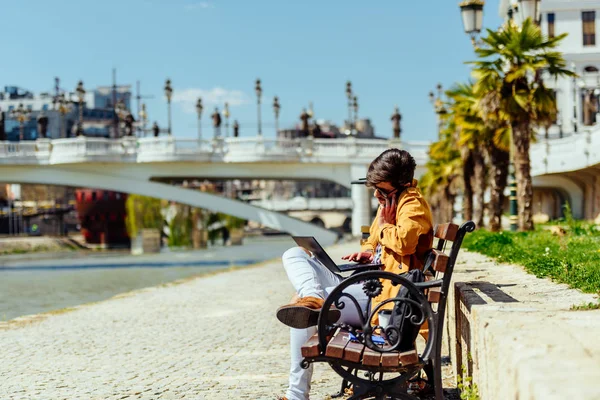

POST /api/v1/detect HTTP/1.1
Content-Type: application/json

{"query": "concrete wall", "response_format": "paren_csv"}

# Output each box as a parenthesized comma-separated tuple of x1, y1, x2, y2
(446, 251, 600, 400)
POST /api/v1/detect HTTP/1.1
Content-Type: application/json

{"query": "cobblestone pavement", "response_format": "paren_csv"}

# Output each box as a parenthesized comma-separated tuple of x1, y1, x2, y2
(0, 242, 458, 400)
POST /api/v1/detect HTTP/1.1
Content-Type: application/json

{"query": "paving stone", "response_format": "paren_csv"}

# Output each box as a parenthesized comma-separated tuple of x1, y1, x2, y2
(0, 242, 458, 399)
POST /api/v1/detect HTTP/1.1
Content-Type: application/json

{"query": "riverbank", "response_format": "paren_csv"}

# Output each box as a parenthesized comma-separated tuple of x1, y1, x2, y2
(0, 236, 297, 321)
(0, 235, 82, 256)
(0, 241, 458, 399)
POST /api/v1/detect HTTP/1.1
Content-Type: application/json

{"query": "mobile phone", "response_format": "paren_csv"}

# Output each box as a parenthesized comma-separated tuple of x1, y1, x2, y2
(382, 188, 399, 202)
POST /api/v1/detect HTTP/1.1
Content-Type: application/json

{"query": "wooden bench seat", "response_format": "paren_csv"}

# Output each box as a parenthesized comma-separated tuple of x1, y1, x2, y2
(301, 330, 419, 371)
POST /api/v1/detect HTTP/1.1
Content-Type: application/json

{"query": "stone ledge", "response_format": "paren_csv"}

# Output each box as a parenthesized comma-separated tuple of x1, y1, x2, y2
(446, 251, 600, 400)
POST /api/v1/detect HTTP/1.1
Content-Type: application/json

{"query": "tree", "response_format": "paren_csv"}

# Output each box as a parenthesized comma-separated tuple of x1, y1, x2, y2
(125, 195, 163, 239)
(470, 19, 574, 230)
(447, 82, 512, 231)
(447, 82, 488, 228)
(420, 120, 462, 224)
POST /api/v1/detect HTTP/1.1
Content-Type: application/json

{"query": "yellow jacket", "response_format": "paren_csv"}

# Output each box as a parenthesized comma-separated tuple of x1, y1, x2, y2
(360, 179, 433, 312)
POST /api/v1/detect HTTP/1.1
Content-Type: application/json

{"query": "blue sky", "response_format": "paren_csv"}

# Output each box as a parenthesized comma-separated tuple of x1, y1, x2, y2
(2, 0, 502, 142)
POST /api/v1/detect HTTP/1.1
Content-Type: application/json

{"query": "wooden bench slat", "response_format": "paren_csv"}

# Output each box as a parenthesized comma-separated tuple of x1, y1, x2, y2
(428, 287, 442, 303)
(381, 351, 400, 367)
(399, 349, 419, 366)
(434, 223, 459, 242)
(430, 249, 449, 273)
(325, 330, 349, 359)
(343, 339, 365, 363)
(362, 346, 382, 366)
(306, 328, 420, 369)
(301, 333, 321, 358)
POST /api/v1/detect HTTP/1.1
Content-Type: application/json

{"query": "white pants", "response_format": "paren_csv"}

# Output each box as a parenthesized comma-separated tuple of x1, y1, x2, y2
(281, 247, 369, 400)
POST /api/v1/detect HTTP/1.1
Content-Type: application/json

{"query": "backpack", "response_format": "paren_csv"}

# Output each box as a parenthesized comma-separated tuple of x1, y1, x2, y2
(386, 269, 425, 352)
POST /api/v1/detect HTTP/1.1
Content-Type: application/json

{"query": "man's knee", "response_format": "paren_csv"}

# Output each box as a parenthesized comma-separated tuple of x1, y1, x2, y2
(282, 246, 312, 264)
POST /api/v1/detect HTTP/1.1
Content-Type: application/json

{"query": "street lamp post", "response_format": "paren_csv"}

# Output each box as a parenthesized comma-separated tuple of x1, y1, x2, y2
(353, 95, 359, 134)
(196, 98, 203, 140)
(115, 100, 127, 137)
(164, 79, 173, 135)
(56, 94, 71, 138)
(255, 79, 262, 136)
(273, 96, 281, 136)
(139, 103, 148, 137)
(223, 102, 230, 137)
(300, 108, 310, 138)
(75, 80, 86, 136)
(346, 81, 353, 134)
(428, 84, 447, 135)
(458, 0, 518, 231)
(10, 103, 32, 141)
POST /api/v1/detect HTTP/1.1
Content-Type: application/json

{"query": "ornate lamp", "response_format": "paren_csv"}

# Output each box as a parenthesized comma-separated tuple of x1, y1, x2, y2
(255, 78, 262, 136)
(164, 79, 173, 135)
(518, 0, 541, 23)
(273, 96, 281, 135)
(459, 0, 485, 44)
(75, 80, 86, 136)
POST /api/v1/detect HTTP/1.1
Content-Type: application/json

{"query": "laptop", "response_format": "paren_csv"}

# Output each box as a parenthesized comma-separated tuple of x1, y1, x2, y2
(292, 236, 382, 274)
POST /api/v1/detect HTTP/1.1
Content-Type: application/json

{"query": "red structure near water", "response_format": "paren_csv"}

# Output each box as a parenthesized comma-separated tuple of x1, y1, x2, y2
(74, 189, 130, 247)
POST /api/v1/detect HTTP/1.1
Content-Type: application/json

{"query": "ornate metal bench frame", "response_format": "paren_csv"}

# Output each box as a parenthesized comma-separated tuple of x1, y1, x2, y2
(301, 221, 475, 400)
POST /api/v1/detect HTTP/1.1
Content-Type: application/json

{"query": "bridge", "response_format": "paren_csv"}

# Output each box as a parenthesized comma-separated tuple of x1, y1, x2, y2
(0, 136, 427, 245)
(1, 130, 599, 242)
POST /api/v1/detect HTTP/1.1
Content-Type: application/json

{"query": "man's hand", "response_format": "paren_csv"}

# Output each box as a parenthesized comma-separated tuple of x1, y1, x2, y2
(378, 196, 397, 227)
(341, 251, 374, 263)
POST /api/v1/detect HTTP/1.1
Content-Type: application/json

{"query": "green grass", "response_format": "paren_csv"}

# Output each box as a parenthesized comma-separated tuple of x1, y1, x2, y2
(570, 301, 600, 311)
(462, 223, 600, 294)
(457, 366, 480, 400)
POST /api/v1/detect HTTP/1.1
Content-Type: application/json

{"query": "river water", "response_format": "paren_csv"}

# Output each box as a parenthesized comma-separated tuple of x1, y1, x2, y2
(0, 236, 296, 322)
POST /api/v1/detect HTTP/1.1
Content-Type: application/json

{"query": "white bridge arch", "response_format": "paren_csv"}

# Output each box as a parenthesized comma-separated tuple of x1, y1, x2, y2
(0, 136, 428, 244)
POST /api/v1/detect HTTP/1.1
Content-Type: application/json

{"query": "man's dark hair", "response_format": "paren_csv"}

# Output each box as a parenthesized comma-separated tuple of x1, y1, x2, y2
(366, 148, 416, 188)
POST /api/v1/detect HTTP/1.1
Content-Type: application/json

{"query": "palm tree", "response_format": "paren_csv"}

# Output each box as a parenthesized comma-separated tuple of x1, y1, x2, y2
(420, 120, 462, 224)
(470, 19, 574, 231)
(447, 83, 487, 228)
(447, 82, 512, 231)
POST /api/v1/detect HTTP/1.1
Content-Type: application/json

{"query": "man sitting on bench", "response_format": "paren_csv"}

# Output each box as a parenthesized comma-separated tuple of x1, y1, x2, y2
(275, 148, 434, 400)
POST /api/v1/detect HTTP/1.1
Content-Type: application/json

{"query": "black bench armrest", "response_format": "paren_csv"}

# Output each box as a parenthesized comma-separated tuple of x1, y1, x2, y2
(414, 279, 443, 290)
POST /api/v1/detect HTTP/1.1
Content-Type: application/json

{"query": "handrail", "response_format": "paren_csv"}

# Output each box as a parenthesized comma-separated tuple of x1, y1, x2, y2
(1, 129, 598, 171)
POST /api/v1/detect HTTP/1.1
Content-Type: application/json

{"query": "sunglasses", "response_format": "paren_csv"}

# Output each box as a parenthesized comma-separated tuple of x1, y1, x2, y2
(374, 186, 398, 199)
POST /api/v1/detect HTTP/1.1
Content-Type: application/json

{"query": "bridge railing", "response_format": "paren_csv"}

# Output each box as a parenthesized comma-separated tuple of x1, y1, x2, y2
(49, 137, 132, 163)
(311, 138, 388, 159)
(225, 137, 302, 159)
(0, 141, 39, 164)
(1, 135, 433, 165)
(0, 136, 435, 165)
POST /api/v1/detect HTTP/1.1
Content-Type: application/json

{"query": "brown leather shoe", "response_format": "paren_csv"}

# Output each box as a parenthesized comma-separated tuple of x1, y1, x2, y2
(276, 296, 341, 329)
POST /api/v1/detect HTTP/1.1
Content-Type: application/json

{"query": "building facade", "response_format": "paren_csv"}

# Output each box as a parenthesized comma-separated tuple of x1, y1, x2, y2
(0, 83, 132, 140)
(499, 0, 600, 137)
